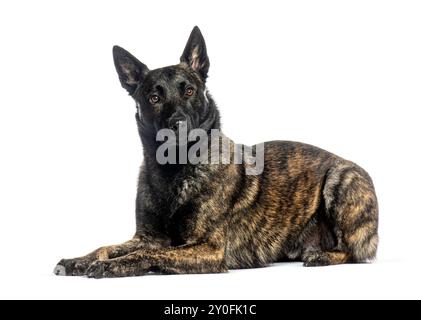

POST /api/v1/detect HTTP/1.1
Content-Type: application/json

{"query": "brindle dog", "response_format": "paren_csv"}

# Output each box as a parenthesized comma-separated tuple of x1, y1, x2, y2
(54, 27, 378, 278)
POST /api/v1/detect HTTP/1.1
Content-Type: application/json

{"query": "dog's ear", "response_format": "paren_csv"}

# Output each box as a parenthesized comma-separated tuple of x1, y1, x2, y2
(180, 26, 210, 80)
(113, 46, 149, 95)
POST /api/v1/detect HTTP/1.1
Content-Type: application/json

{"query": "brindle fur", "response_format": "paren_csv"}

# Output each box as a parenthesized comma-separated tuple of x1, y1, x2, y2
(54, 27, 378, 278)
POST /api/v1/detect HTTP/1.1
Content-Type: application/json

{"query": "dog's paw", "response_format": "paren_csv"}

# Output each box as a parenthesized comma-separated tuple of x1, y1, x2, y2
(302, 251, 331, 267)
(53, 264, 66, 276)
(86, 261, 116, 279)
(86, 261, 124, 279)
(54, 258, 92, 276)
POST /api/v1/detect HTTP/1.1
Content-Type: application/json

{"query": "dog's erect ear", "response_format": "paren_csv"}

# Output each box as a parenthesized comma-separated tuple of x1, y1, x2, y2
(180, 26, 210, 80)
(113, 46, 149, 95)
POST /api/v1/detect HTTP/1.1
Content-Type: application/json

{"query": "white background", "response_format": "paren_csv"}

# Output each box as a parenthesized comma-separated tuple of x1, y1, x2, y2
(0, 0, 420, 299)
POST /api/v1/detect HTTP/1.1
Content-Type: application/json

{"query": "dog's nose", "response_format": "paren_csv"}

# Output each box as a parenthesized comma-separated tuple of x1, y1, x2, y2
(170, 120, 185, 132)
(168, 115, 187, 132)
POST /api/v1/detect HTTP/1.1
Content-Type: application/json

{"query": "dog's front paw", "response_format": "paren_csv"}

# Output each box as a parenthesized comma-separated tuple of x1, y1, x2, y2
(54, 258, 92, 276)
(86, 261, 116, 279)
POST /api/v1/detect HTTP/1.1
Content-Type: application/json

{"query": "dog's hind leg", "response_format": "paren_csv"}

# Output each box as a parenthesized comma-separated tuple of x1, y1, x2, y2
(303, 250, 349, 267)
(302, 162, 379, 267)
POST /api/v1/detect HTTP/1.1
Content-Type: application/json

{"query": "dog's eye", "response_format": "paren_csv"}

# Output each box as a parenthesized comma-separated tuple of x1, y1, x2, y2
(185, 87, 195, 97)
(149, 95, 160, 104)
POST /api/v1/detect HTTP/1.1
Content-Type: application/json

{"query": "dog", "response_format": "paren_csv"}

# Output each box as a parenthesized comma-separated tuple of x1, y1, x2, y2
(54, 26, 378, 278)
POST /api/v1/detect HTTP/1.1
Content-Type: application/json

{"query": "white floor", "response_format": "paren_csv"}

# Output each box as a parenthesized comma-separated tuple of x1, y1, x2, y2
(1, 258, 419, 300)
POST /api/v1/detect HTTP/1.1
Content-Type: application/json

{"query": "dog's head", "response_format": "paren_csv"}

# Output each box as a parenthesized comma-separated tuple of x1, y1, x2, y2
(113, 27, 219, 141)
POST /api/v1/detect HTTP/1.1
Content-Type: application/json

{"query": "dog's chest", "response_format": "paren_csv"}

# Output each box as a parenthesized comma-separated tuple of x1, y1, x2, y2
(164, 176, 203, 246)
(165, 202, 196, 246)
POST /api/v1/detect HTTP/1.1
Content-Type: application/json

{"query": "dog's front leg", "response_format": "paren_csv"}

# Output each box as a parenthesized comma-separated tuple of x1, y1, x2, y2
(86, 243, 227, 278)
(54, 235, 163, 276)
